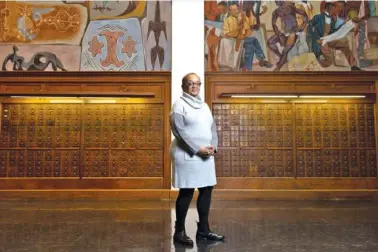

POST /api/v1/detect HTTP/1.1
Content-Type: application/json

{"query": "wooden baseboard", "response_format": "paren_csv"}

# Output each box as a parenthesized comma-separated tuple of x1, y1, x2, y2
(215, 178, 378, 189)
(0, 178, 164, 190)
(1, 189, 378, 201)
(210, 189, 378, 200)
(0, 190, 171, 200)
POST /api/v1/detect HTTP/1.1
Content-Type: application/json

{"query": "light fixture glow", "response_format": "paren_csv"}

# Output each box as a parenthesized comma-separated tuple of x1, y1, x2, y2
(299, 95, 366, 98)
(230, 95, 298, 98)
(86, 100, 116, 104)
(10, 96, 77, 99)
(49, 100, 83, 104)
(294, 100, 328, 103)
(260, 100, 288, 103)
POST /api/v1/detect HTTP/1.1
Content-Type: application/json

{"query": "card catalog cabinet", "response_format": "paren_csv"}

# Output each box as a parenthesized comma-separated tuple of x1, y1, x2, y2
(206, 72, 378, 191)
(0, 72, 171, 190)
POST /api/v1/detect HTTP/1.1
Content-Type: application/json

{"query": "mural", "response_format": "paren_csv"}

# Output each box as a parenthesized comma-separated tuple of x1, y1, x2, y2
(204, 0, 378, 71)
(0, 1, 87, 45)
(1, 45, 80, 71)
(89, 1, 146, 20)
(141, 1, 172, 71)
(81, 18, 145, 71)
(0, 1, 172, 72)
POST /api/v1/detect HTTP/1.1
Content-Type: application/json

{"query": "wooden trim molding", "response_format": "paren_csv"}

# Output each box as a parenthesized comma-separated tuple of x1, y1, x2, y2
(205, 71, 378, 82)
(0, 72, 171, 99)
(1, 189, 377, 201)
(206, 72, 378, 104)
(0, 178, 164, 190)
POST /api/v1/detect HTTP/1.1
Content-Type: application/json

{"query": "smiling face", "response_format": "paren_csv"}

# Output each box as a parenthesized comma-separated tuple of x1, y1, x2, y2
(183, 73, 201, 97)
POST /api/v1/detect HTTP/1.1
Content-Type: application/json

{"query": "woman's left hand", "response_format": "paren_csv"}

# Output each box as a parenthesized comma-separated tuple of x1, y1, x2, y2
(207, 145, 216, 155)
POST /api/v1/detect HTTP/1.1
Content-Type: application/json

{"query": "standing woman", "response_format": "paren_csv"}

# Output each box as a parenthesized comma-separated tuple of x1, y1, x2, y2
(170, 73, 225, 246)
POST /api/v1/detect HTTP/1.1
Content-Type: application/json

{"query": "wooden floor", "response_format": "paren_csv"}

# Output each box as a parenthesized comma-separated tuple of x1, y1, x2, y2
(0, 199, 378, 251)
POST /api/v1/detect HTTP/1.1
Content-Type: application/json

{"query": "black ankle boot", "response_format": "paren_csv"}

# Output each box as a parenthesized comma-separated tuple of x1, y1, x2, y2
(196, 222, 225, 241)
(173, 221, 193, 246)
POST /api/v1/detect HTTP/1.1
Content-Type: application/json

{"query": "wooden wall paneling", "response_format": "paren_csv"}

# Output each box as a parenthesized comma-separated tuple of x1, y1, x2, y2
(163, 79, 172, 189)
(213, 177, 378, 189)
(375, 81, 378, 178)
(0, 102, 4, 178)
(0, 178, 163, 190)
(0, 189, 171, 201)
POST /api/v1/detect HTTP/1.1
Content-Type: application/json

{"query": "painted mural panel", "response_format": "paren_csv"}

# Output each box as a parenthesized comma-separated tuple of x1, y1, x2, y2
(0, 1, 171, 72)
(0, 1, 87, 45)
(141, 1, 172, 71)
(0, 45, 80, 71)
(204, 0, 378, 72)
(81, 18, 145, 71)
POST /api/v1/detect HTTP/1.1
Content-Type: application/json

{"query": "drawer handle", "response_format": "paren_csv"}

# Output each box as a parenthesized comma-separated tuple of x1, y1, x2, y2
(34, 84, 46, 92)
(120, 85, 130, 92)
(246, 84, 255, 91)
(329, 84, 340, 91)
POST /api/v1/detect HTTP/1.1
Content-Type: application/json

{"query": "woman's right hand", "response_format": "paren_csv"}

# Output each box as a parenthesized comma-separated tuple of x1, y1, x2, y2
(198, 146, 210, 156)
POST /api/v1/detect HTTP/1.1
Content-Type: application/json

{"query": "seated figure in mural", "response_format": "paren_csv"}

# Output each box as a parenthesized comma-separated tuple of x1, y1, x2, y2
(268, 0, 308, 71)
(223, 3, 272, 71)
(308, 2, 361, 70)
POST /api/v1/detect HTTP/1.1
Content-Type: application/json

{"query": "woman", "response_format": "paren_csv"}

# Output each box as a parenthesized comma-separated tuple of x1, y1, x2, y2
(170, 73, 225, 246)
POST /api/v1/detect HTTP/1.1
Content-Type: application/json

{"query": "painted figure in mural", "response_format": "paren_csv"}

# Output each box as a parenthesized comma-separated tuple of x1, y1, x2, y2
(207, 28, 221, 71)
(308, 2, 361, 70)
(148, 1, 167, 70)
(344, 0, 373, 68)
(2, 46, 24, 71)
(268, 0, 308, 71)
(205, 1, 220, 21)
(2, 46, 66, 71)
(223, 3, 272, 71)
(216, 1, 229, 23)
(242, 1, 268, 31)
(296, 1, 314, 30)
(334, 1, 348, 29)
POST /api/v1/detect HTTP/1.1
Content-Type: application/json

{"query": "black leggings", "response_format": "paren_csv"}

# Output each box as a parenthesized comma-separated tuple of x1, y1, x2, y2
(175, 186, 213, 231)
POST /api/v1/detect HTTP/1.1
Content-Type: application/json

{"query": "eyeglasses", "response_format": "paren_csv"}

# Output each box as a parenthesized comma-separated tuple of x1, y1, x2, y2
(186, 81, 202, 87)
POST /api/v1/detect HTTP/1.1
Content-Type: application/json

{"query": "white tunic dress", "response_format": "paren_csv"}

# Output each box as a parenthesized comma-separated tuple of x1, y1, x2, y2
(170, 93, 218, 188)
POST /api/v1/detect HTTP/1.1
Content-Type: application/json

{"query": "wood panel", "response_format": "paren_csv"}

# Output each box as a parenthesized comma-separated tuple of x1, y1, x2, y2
(0, 72, 172, 190)
(0, 189, 171, 200)
(206, 72, 378, 191)
(1, 188, 378, 201)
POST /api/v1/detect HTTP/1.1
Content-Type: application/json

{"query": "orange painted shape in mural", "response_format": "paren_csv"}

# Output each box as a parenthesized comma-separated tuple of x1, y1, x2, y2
(88, 36, 104, 57)
(99, 30, 124, 68)
(122, 36, 137, 58)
